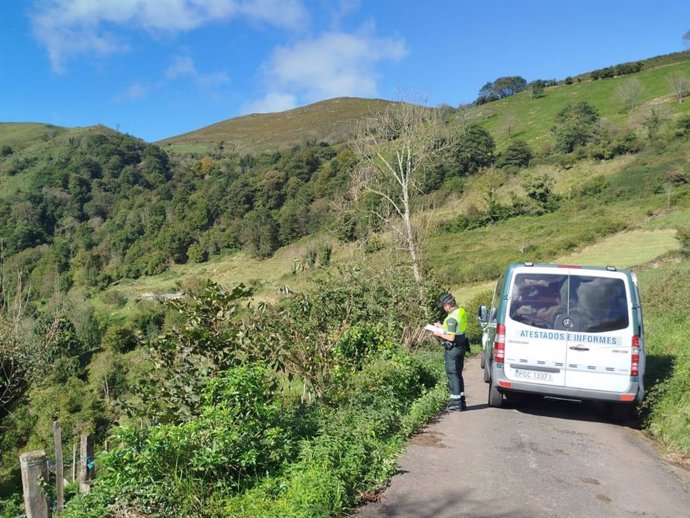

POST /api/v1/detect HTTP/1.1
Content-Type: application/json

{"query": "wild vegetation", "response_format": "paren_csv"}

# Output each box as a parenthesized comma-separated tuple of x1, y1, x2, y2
(1, 50, 690, 516)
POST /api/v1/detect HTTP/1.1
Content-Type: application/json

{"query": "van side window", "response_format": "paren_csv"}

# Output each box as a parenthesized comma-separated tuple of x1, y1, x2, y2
(490, 273, 504, 322)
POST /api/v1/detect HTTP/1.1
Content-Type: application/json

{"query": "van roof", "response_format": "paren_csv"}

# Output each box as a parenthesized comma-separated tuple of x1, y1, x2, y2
(508, 262, 633, 275)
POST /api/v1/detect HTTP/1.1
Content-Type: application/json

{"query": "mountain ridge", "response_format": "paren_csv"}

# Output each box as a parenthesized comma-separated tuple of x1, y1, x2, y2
(156, 96, 396, 154)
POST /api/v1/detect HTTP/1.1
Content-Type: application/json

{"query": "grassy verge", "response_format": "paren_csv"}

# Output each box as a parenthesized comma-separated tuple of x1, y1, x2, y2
(637, 258, 690, 459)
(59, 348, 447, 518)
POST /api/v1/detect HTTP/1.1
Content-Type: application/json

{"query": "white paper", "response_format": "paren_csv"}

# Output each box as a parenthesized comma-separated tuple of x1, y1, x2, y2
(424, 324, 439, 333)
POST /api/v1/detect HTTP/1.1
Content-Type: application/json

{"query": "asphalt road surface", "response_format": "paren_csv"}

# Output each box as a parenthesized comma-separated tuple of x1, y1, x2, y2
(356, 356, 690, 518)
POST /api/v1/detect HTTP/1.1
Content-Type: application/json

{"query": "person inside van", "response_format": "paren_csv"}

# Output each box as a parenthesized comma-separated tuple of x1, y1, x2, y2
(510, 275, 565, 329)
(570, 277, 629, 333)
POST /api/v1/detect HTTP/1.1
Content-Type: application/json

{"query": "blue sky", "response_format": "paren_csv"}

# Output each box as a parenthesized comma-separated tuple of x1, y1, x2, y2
(2, 0, 690, 143)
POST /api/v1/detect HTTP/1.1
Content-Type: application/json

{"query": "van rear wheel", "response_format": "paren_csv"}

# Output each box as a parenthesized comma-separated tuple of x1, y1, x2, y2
(483, 359, 491, 383)
(488, 379, 503, 407)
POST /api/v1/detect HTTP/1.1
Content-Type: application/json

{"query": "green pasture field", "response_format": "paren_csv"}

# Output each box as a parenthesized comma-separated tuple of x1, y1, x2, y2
(461, 60, 690, 151)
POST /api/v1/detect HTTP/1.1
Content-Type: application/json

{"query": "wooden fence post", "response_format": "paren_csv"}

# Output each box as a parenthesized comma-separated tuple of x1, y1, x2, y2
(79, 434, 94, 493)
(53, 421, 64, 513)
(19, 450, 51, 518)
(72, 442, 77, 482)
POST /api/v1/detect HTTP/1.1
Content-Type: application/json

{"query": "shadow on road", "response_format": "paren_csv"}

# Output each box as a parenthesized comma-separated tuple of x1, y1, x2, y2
(503, 394, 641, 429)
(356, 488, 534, 518)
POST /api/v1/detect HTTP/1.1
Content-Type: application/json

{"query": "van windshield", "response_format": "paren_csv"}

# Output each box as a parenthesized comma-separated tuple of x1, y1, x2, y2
(509, 273, 629, 333)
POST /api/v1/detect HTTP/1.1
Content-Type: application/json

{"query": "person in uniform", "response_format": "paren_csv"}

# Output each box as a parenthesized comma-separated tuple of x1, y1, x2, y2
(432, 293, 469, 411)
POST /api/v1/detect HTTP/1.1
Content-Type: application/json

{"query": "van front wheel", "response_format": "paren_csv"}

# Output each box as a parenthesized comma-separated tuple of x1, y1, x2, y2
(488, 380, 503, 407)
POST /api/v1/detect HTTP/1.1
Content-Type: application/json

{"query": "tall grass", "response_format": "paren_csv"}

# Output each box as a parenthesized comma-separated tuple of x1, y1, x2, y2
(638, 259, 690, 456)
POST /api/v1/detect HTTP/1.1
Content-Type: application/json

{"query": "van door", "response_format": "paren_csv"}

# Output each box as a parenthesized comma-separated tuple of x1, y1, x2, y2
(504, 269, 569, 387)
(559, 272, 633, 392)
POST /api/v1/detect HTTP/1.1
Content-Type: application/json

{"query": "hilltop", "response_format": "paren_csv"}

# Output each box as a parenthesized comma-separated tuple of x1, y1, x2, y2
(156, 97, 395, 155)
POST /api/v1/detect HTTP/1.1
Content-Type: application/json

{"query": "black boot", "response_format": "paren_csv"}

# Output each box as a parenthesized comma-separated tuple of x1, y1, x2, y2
(460, 396, 467, 411)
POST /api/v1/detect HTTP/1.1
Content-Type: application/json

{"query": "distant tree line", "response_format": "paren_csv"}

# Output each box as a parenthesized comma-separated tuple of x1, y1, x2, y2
(476, 76, 557, 104)
(590, 62, 644, 80)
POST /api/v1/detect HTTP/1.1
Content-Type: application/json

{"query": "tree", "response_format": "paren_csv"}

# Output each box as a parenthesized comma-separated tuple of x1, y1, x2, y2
(552, 101, 600, 153)
(526, 80, 545, 99)
(494, 76, 527, 98)
(477, 82, 499, 104)
(640, 106, 670, 140)
(668, 73, 689, 103)
(615, 78, 644, 112)
(0, 273, 62, 414)
(497, 140, 533, 169)
(453, 124, 496, 175)
(349, 98, 450, 285)
(476, 76, 527, 104)
(241, 208, 280, 258)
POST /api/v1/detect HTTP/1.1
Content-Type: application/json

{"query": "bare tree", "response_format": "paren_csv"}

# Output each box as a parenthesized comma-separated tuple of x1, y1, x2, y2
(637, 106, 670, 140)
(349, 97, 450, 286)
(0, 265, 62, 413)
(668, 73, 689, 103)
(615, 78, 644, 113)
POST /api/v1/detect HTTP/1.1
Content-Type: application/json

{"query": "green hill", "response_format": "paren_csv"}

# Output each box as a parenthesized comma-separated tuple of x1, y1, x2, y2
(157, 97, 395, 155)
(459, 57, 690, 151)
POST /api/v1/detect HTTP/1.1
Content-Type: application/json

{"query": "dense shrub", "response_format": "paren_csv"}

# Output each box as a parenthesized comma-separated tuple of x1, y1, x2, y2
(552, 102, 600, 153)
(101, 325, 137, 353)
(62, 365, 294, 517)
(59, 263, 447, 518)
(453, 124, 496, 175)
(677, 227, 690, 257)
(497, 139, 533, 169)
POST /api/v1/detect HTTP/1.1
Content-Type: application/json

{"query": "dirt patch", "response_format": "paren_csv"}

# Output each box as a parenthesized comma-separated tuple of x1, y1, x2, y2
(409, 431, 447, 448)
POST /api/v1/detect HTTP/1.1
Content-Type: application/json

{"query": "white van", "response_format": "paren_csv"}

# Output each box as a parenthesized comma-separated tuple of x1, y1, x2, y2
(478, 262, 645, 418)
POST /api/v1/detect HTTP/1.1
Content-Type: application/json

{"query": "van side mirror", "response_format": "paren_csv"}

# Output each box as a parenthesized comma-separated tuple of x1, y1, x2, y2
(489, 307, 497, 322)
(478, 305, 488, 326)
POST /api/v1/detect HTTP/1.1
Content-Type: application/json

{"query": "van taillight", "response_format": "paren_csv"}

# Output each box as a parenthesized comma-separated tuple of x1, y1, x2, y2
(494, 323, 506, 364)
(631, 336, 640, 377)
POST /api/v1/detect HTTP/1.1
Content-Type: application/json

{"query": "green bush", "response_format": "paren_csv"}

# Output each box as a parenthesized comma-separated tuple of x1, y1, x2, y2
(221, 347, 445, 518)
(0, 495, 24, 518)
(497, 139, 532, 169)
(101, 325, 137, 353)
(63, 365, 291, 517)
(186, 243, 208, 263)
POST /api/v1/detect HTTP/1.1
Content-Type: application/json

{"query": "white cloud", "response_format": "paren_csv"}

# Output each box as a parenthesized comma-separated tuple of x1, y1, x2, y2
(120, 81, 148, 100)
(30, 0, 309, 72)
(117, 54, 229, 101)
(165, 55, 197, 80)
(165, 55, 230, 86)
(241, 92, 298, 114)
(244, 28, 407, 111)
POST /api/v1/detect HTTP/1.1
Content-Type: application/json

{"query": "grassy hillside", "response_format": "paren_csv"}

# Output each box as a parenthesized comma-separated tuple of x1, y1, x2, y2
(0, 123, 121, 201)
(461, 58, 690, 151)
(157, 97, 394, 155)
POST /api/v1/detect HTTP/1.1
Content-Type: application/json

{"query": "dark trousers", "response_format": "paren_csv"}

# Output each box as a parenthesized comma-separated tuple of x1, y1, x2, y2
(444, 345, 466, 397)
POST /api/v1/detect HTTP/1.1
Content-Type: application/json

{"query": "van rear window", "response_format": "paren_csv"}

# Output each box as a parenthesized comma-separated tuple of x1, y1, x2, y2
(509, 273, 629, 333)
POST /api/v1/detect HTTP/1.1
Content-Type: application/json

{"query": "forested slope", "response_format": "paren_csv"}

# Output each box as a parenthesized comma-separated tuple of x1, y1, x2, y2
(1, 50, 690, 516)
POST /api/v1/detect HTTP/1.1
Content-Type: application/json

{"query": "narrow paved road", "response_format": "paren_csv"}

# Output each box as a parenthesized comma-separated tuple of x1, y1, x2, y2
(357, 356, 690, 518)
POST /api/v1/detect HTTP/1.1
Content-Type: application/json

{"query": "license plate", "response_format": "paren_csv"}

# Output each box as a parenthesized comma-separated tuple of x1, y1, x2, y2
(514, 369, 552, 382)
